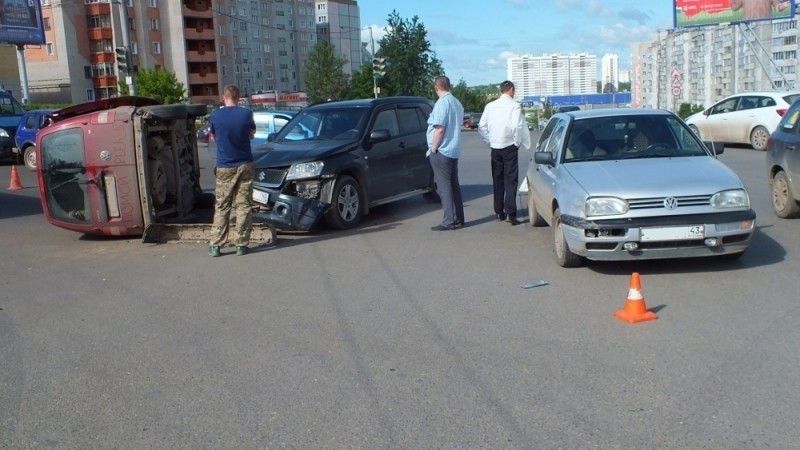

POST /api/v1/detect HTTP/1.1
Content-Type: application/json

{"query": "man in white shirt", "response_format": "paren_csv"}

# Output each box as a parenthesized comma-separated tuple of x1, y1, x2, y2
(478, 81, 531, 225)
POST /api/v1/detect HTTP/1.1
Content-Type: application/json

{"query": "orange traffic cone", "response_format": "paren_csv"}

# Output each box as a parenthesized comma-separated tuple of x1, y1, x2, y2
(7, 165, 23, 191)
(614, 273, 657, 324)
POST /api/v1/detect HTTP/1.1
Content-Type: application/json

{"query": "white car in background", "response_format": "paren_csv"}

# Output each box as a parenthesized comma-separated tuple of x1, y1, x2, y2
(686, 91, 800, 151)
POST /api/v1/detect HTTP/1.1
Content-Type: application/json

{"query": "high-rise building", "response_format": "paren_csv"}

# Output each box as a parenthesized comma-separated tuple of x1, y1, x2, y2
(631, 18, 799, 111)
(506, 53, 597, 100)
(601, 53, 619, 92)
(315, 0, 361, 75)
(24, 0, 317, 105)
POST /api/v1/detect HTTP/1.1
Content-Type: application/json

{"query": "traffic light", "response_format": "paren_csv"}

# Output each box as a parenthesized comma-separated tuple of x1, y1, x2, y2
(115, 47, 130, 73)
(372, 57, 386, 77)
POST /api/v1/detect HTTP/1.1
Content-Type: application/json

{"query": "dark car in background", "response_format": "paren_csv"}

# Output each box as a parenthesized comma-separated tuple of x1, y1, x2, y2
(0, 92, 25, 163)
(14, 109, 53, 170)
(251, 97, 436, 231)
(463, 112, 480, 129)
(767, 100, 800, 218)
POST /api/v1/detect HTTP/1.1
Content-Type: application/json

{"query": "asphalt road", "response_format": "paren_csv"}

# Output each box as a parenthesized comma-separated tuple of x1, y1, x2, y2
(1, 132, 799, 448)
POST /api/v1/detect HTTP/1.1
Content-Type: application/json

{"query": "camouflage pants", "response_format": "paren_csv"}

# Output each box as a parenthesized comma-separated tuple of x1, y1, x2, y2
(210, 163, 254, 247)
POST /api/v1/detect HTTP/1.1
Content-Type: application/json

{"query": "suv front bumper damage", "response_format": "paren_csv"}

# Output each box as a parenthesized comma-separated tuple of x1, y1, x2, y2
(252, 189, 327, 231)
(559, 210, 756, 261)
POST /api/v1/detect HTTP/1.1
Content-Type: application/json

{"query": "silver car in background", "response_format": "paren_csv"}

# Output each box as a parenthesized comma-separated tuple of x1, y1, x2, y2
(526, 109, 756, 267)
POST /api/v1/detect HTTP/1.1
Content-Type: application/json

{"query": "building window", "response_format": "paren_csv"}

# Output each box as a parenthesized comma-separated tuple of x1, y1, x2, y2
(84, 66, 91, 78)
(46, 42, 53, 55)
(128, 18, 135, 30)
(148, 0, 156, 6)
(43, 17, 50, 30)
(152, 42, 161, 54)
(150, 19, 159, 31)
(220, 44, 226, 56)
(87, 89, 94, 101)
(131, 42, 138, 54)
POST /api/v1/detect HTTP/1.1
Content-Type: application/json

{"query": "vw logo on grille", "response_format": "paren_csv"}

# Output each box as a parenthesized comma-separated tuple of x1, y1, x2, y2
(99, 150, 111, 161)
(663, 197, 679, 210)
(258, 171, 266, 182)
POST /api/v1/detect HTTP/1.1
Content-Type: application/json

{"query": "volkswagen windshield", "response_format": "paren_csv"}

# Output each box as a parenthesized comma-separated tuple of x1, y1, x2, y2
(563, 115, 710, 163)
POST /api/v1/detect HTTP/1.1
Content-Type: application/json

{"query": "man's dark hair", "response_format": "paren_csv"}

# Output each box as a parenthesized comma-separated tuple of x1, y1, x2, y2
(434, 76, 452, 91)
(500, 80, 515, 93)
(223, 85, 241, 101)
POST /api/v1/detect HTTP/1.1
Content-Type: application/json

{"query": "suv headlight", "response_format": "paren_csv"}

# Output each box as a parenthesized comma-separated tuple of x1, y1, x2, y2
(286, 161, 324, 180)
(585, 197, 629, 217)
(0, 128, 9, 138)
(710, 189, 749, 209)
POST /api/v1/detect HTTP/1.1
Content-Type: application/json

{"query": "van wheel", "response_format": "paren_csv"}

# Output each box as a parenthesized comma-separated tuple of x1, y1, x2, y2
(771, 170, 800, 218)
(750, 126, 769, 151)
(528, 181, 546, 226)
(23, 145, 37, 170)
(324, 175, 363, 229)
(553, 208, 583, 267)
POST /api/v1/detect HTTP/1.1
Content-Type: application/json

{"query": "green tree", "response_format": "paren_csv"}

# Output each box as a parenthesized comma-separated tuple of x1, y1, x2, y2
(304, 41, 349, 103)
(377, 11, 443, 98)
(451, 79, 493, 113)
(348, 63, 375, 99)
(618, 81, 631, 92)
(677, 103, 705, 119)
(135, 68, 186, 104)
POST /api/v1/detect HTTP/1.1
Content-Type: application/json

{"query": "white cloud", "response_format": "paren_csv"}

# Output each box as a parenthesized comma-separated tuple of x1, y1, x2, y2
(506, 0, 527, 6)
(554, 0, 580, 10)
(499, 50, 520, 60)
(361, 25, 389, 46)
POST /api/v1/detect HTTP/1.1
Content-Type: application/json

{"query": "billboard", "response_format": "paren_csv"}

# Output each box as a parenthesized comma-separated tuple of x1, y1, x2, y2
(0, 0, 45, 45)
(674, 0, 795, 28)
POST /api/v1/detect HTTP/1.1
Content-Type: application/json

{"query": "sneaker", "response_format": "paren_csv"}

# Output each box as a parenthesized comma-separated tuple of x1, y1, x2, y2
(236, 245, 248, 256)
(208, 245, 221, 257)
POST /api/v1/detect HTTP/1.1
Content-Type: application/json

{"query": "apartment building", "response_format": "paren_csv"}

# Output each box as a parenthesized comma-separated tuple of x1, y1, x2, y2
(631, 19, 800, 111)
(601, 53, 619, 92)
(315, 0, 361, 75)
(25, 0, 318, 105)
(506, 53, 597, 101)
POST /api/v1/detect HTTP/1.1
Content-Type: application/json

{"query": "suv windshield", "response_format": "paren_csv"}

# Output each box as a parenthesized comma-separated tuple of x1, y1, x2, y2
(0, 96, 24, 116)
(276, 107, 368, 142)
(563, 114, 709, 162)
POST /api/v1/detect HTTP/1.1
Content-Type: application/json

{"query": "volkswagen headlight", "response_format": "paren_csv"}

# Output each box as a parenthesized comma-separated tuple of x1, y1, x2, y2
(286, 161, 324, 180)
(585, 197, 629, 217)
(710, 189, 749, 209)
(0, 128, 8, 138)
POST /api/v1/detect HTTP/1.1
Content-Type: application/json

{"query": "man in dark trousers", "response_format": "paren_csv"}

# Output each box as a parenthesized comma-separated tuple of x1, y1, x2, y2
(208, 85, 256, 257)
(478, 81, 531, 225)
(427, 76, 465, 231)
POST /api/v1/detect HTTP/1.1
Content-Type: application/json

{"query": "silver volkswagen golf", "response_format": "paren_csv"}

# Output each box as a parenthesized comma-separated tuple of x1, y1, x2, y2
(526, 109, 756, 267)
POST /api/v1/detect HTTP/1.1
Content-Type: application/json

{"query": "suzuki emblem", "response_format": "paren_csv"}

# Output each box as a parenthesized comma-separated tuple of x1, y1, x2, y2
(258, 171, 266, 182)
(663, 197, 678, 210)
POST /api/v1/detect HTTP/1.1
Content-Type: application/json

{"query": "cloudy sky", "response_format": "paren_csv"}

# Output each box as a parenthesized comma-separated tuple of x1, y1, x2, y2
(359, 0, 673, 86)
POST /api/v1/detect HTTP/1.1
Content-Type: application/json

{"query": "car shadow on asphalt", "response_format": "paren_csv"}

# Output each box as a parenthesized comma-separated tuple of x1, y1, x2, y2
(252, 222, 401, 252)
(0, 192, 42, 220)
(586, 226, 785, 275)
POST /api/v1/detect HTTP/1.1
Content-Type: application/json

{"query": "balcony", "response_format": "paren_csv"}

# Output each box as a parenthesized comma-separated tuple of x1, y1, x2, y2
(186, 50, 217, 63)
(190, 94, 219, 104)
(86, 3, 110, 15)
(88, 28, 112, 40)
(93, 75, 118, 88)
(91, 52, 114, 64)
(183, 4, 213, 18)
(184, 27, 214, 40)
(188, 72, 218, 85)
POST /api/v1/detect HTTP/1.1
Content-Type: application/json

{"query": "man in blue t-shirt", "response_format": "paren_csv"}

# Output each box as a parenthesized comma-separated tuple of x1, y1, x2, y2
(208, 85, 256, 257)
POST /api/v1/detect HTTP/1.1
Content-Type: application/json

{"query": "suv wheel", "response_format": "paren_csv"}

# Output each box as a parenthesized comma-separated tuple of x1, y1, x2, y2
(771, 170, 800, 218)
(553, 208, 583, 267)
(750, 126, 769, 151)
(23, 145, 37, 170)
(324, 175, 364, 229)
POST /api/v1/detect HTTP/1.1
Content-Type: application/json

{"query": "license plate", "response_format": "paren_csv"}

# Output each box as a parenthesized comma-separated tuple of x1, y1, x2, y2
(640, 225, 704, 242)
(252, 189, 270, 205)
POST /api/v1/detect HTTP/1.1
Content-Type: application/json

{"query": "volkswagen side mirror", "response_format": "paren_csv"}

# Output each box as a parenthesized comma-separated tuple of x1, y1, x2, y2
(534, 151, 555, 166)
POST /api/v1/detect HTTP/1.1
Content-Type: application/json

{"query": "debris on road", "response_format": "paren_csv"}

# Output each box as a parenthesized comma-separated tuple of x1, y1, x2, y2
(521, 280, 549, 289)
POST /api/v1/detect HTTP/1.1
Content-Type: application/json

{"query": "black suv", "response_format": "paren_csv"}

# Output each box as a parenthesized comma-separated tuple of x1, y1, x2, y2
(251, 97, 436, 230)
